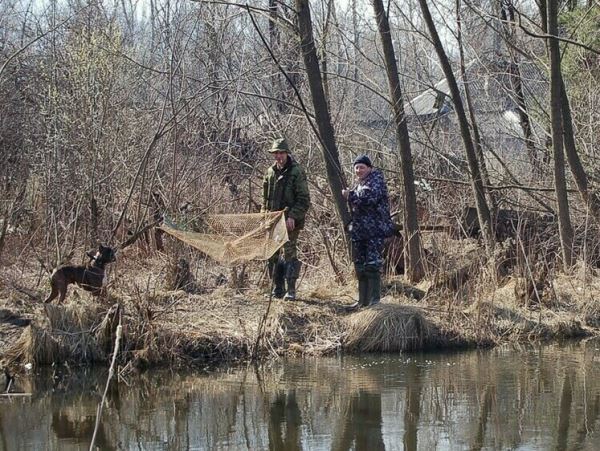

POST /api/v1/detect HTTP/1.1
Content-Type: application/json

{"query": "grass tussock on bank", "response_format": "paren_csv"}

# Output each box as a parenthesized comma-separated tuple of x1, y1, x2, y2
(4, 302, 120, 366)
(344, 305, 429, 352)
(1, 233, 600, 370)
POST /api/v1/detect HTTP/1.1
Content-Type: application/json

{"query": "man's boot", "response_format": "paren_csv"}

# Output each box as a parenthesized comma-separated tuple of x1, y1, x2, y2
(268, 259, 286, 298)
(365, 264, 382, 306)
(283, 259, 301, 301)
(346, 263, 368, 311)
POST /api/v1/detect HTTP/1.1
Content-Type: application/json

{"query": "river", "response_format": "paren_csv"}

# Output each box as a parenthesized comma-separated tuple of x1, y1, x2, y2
(1, 339, 600, 450)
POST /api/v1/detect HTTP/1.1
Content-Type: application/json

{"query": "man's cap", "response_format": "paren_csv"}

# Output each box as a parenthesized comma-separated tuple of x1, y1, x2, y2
(269, 137, 290, 153)
(353, 154, 372, 167)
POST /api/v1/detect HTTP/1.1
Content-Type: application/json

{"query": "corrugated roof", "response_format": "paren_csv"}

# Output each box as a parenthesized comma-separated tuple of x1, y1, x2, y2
(403, 78, 451, 117)
(405, 58, 547, 124)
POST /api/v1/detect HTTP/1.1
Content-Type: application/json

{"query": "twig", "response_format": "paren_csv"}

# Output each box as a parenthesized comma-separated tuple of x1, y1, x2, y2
(117, 219, 162, 251)
(89, 319, 122, 451)
(252, 262, 275, 360)
(392, 171, 577, 194)
(319, 228, 345, 284)
(0, 10, 81, 79)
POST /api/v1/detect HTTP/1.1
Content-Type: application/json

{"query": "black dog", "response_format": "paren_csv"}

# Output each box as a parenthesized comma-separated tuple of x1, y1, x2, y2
(44, 244, 116, 304)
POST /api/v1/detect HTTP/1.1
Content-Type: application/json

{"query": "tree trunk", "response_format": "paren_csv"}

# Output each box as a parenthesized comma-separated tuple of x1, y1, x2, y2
(371, 0, 424, 282)
(511, 62, 539, 169)
(499, 2, 541, 172)
(295, 0, 351, 229)
(539, 0, 548, 35)
(268, 0, 279, 49)
(320, 0, 335, 103)
(560, 77, 600, 224)
(268, 0, 287, 114)
(547, 0, 574, 269)
(89, 194, 99, 247)
(417, 0, 494, 252)
(456, 0, 497, 217)
(351, 0, 360, 111)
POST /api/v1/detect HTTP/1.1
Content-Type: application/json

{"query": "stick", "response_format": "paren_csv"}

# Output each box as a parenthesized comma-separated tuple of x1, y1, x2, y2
(89, 319, 122, 451)
(252, 262, 275, 360)
(117, 219, 162, 251)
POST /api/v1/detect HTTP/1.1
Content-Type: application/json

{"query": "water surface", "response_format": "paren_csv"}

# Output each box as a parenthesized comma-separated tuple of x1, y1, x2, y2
(2, 339, 600, 450)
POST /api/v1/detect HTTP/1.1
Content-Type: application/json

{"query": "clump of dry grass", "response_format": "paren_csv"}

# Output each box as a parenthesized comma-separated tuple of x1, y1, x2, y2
(43, 301, 103, 331)
(4, 324, 60, 365)
(265, 299, 346, 356)
(344, 304, 430, 352)
(4, 300, 121, 367)
(461, 276, 595, 343)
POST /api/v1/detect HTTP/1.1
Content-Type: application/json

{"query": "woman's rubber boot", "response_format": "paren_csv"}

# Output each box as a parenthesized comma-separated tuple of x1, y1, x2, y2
(359, 275, 370, 307)
(365, 265, 381, 306)
(346, 264, 368, 311)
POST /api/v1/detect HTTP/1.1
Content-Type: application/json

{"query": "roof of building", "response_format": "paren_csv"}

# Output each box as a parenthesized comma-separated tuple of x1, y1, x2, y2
(404, 58, 548, 124)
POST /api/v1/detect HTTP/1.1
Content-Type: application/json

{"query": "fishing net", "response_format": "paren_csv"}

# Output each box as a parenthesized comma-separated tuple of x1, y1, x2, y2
(159, 211, 288, 265)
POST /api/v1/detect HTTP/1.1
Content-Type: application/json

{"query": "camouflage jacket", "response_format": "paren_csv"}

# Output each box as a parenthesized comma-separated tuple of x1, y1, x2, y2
(347, 169, 394, 240)
(262, 157, 311, 229)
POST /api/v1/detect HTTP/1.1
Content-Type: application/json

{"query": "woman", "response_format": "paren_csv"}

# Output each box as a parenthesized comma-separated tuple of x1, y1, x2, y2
(342, 155, 394, 309)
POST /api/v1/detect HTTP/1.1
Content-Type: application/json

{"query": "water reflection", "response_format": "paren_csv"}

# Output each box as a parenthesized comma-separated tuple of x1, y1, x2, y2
(331, 389, 384, 451)
(402, 361, 422, 451)
(1, 339, 600, 450)
(269, 390, 302, 450)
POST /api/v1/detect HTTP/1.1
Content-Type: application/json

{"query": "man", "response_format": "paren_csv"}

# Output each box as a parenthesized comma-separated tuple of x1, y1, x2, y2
(263, 137, 311, 300)
(342, 155, 394, 309)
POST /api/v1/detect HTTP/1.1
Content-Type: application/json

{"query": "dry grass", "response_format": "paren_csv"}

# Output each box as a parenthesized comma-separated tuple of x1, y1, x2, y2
(344, 304, 430, 352)
(3, 300, 120, 366)
(1, 231, 600, 370)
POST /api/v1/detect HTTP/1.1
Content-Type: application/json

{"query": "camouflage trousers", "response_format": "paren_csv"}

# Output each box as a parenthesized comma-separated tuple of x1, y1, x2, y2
(352, 238, 385, 268)
(269, 228, 301, 264)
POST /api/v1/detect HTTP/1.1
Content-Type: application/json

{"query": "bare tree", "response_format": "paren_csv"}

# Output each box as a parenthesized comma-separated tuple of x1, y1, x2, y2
(371, 0, 424, 282)
(547, 0, 574, 268)
(417, 0, 494, 252)
(560, 78, 600, 225)
(295, 0, 351, 230)
(456, 0, 497, 216)
(498, 0, 541, 172)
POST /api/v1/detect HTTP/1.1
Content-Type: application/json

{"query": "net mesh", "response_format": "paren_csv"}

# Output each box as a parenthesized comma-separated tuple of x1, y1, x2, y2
(159, 211, 289, 265)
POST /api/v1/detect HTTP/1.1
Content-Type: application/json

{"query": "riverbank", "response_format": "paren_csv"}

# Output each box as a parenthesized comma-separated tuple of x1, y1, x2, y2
(1, 240, 598, 372)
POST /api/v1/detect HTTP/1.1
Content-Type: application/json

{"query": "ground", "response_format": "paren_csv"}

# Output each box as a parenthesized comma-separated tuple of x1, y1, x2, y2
(1, 235, 599, 371)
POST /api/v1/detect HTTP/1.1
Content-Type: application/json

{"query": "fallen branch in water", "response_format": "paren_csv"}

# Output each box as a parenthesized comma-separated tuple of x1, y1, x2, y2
(89, 314, 122, 451)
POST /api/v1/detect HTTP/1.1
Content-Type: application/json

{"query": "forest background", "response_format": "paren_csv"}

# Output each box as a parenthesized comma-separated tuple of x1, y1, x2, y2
(1, 0, 600, 365)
